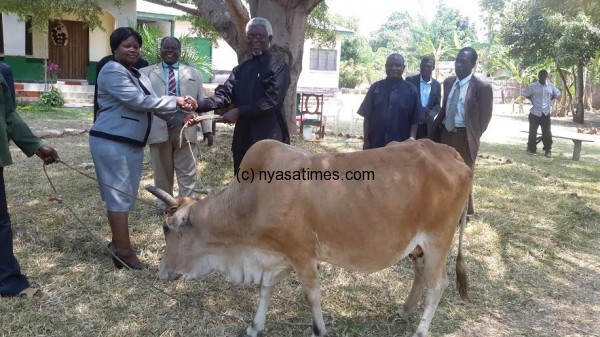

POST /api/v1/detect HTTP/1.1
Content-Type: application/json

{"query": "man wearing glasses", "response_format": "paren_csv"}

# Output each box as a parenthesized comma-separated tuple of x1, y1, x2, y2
(195, 17, 291, 173)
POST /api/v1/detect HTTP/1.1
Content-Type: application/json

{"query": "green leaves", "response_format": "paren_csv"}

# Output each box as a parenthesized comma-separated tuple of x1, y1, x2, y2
(0, 0, 114, 32)
(40, 87, 64, 108)
(500, 1, 600, 69)
(135, 24, 212, 78)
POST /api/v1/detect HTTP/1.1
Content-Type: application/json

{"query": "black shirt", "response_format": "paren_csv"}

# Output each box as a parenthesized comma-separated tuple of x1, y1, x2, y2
(198, 51, 290, 152)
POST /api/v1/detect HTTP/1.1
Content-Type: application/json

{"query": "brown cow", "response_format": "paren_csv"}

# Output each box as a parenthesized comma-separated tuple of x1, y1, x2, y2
(147, 138, 471, 337)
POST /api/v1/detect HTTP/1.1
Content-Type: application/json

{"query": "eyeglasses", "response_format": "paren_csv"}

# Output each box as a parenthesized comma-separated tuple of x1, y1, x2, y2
(247, 34, 267, 42)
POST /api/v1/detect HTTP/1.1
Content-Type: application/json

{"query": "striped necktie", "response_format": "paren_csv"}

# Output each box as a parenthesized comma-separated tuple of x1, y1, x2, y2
(444, 82, 460, 131)
(168, 66, 176, 96)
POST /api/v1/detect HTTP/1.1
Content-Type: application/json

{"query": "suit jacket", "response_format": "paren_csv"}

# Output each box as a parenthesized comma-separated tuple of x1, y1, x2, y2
(0, 62, 16, 109)
(431, 75, 493, 162)
(90, 61, 180, 147)
(94, 55, 149, 121)
(0, 73, 43, 167)
(140, 63, 213, 145)
(405, 74, 441, 129)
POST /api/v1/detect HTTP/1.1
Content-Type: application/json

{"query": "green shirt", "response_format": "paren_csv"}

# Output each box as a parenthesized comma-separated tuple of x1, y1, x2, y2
(0, 74, 43, 167)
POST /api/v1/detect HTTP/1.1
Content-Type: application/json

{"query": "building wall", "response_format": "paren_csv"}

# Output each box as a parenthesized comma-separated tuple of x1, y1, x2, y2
(1, 13, 44, 81)
(100, 0, 137, 28)
(211, 39, 239, 75)
(1, 14, 26, 56)
(174, 21, 192, 37)
(297, 37, 342, 90)
(90, 11, 119, 62)
(211, 37, 342, 91)
(1, 0, 135, 82)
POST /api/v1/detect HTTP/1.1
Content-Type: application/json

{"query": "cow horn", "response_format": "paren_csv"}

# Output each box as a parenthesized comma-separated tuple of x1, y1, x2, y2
(145, 185, 177, 207)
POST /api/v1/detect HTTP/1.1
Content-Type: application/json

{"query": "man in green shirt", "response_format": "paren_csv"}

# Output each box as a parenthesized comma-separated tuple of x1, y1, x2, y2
(0, 70, 59, 298)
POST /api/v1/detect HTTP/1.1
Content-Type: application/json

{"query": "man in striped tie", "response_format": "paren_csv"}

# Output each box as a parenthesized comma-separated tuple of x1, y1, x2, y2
(430, 47, 493, 219)
(140, 37, 213, 210)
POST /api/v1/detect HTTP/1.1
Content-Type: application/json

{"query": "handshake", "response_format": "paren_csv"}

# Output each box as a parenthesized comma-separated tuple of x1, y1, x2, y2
(176, 95, 199, 112)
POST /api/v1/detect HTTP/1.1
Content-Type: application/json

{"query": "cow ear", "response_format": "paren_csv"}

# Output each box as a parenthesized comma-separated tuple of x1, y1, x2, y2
(165, 203, 192, 232)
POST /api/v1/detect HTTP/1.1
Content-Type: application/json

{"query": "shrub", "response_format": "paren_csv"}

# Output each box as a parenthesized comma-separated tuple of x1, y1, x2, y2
(339, 60, 362, 89)
(40, 88, 64, 108)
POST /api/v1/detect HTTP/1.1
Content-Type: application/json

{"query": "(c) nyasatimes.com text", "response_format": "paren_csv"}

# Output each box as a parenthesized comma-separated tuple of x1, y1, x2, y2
(236, 168, 375, 183)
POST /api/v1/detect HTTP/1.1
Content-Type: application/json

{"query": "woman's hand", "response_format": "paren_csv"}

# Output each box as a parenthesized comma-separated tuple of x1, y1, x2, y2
(177, 96, 198, 112)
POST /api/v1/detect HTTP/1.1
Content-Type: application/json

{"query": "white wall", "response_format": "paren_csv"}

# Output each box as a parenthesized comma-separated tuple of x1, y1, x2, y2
(211, 37, 342, 90)
(2, 14, 26, 56)
(174, 21, 193, 37)
(297, 37, 341, 89)
(89, 11, 117, 62)
(99, 0, 137, 27)
(211, 39, 239, 72)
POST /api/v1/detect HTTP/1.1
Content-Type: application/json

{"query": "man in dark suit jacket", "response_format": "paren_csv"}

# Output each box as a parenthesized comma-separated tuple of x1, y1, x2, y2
(406, 56, 441, 139)
(430, 47, 493, 216)
(0, 62, 16, 108)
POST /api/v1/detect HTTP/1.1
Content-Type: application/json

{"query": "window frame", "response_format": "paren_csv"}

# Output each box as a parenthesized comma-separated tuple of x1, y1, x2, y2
(309, 48, 337, 72)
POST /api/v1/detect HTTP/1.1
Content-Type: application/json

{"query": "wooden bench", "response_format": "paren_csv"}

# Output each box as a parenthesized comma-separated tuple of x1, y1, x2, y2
(520, 130, 595, 161)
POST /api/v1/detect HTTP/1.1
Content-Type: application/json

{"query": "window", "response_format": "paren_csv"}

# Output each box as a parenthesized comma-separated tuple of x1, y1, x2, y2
(309, 49, 337, 71)
(25, 18, 32, 56)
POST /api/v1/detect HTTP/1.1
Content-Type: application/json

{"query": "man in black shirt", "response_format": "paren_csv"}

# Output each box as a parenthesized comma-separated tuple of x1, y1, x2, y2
(195, 17, 291, 173)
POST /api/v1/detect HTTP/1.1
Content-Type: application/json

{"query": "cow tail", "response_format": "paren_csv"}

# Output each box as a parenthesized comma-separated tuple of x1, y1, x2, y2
(456, 204, 469, 300)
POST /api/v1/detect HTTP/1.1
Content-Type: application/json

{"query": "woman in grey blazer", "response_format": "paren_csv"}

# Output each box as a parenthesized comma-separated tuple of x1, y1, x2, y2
(90, 27, 197, 270)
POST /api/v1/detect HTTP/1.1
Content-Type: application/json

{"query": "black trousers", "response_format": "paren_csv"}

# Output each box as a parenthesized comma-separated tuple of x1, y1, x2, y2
(528, 113, 553, 152)
(233, 149, 247, 176)
(0, 167, 30, 296)
(416, 123, 428, 140)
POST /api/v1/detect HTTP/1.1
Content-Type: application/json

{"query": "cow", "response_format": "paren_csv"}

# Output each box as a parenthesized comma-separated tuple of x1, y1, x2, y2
(146, 138, 472, 337)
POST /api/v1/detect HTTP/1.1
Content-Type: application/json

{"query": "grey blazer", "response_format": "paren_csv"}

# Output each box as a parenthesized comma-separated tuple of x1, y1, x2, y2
(140, 63, 213, 145)
(91, 61, 181, 146)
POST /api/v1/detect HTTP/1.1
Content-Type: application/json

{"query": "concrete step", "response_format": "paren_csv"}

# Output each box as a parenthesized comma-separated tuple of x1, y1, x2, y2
(15, 82, 95, 106)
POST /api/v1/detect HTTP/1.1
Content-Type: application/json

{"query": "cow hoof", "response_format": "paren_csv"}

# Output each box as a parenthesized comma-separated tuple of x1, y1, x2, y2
(388, 312, 409, 324)
(237, 331, 262, 337)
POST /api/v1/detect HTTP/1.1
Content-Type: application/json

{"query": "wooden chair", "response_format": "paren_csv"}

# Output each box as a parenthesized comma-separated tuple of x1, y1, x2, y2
(299, 93, 325, 139)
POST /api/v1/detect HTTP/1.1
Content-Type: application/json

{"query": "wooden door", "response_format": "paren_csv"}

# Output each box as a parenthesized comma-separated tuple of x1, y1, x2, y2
(48, 20, 89, 79)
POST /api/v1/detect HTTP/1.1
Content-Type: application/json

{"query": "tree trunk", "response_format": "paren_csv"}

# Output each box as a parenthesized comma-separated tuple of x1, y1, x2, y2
(146, 0, 323, 135)
(574, 61, 585, 123)
(583, 67, 592, 110)
(556, 66, 574, 116)
(248, 0, 322, 135)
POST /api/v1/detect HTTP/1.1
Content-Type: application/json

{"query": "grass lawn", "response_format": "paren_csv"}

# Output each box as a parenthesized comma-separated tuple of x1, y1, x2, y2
(1, 106, 599, 337)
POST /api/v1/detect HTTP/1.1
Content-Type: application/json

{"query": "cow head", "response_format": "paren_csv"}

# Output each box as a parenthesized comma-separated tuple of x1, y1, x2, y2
(145, 185, 203, 280)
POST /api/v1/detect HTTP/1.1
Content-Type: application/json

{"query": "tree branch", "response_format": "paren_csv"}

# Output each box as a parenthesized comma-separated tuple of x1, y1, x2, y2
(224, 0, 250, 45)
(143, 0, 249, 57)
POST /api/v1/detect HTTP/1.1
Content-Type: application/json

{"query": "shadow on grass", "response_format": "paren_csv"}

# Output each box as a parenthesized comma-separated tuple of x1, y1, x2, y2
(465, 140, 600, 336)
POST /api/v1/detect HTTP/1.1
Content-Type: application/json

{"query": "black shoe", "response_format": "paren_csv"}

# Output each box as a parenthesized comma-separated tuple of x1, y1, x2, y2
(544, 150, 552, 158)
(527, 150, 537, 155)
(107, 243, 149, 270)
